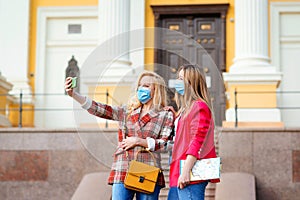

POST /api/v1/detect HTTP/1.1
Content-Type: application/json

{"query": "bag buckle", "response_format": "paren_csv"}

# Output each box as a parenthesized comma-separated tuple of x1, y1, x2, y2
(139, 176, 145, 183)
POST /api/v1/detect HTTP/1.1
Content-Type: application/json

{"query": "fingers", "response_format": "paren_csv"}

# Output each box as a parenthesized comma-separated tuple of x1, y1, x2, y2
(177, 176, 190, 189)
(178, 181, 190, 189)
(121, 137, 136, 151)
(121, 141, 126, 150)
(65, 77, 74, 96)
(65, 77, 72, 89)
(178, 183, 183, 189)
(121, 140, 130, 151)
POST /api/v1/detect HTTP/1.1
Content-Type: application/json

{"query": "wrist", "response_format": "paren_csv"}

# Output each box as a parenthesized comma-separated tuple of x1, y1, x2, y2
(135, 137, 141, 146)
(72, 91, 77, 98)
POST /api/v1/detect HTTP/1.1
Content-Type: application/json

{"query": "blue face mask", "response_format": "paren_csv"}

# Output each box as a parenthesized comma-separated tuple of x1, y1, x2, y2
(137, 87, 152, 104)
(175, 80, 184, 95)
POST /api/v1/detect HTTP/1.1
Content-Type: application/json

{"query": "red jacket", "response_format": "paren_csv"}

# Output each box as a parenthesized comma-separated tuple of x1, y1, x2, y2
(169, 100, 220, 187)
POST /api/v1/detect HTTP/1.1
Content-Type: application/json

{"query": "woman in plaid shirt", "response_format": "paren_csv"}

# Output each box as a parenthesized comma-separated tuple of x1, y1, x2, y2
(65, 71, 174, 200)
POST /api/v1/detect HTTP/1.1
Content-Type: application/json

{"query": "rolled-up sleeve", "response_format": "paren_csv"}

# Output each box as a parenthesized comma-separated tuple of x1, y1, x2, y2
(154, 110, 174, 151)
(81, 96, 92, 110)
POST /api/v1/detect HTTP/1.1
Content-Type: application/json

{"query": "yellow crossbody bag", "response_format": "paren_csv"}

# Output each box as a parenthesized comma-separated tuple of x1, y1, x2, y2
(124, 149, 161, 194)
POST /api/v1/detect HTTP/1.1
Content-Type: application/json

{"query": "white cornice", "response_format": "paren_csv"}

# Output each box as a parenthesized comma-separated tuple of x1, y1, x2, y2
(0, 75, 13, 91)
(223, 72, 282, 86)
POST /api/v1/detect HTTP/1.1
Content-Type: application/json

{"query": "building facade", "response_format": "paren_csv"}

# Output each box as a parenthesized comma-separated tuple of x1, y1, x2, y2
(0, 0, 299, 128)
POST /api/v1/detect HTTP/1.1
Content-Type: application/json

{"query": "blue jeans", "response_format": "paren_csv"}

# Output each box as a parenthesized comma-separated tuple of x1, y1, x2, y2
(167, 182, 208, 200)
(112, 183, 161, 200)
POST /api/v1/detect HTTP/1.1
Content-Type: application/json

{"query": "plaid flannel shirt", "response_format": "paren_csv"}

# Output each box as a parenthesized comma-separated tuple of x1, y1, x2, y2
(82, 98, 174, 187)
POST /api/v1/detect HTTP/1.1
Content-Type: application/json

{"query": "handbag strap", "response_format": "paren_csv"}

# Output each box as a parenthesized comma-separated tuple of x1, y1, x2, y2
(134, 149, 158, 167)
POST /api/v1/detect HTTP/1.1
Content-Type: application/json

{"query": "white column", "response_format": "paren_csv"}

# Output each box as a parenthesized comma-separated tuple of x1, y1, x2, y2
(223, 0, 282, 123)
(230, 0, 275, 73)
(98, 0, 129, 62)
(129, 0, 145, 75)
(0, 0, 32, 103)
(86, 0, 136, 85)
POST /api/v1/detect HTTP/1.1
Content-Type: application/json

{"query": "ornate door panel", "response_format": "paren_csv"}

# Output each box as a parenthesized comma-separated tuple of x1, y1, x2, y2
(152, 5, 228, 126)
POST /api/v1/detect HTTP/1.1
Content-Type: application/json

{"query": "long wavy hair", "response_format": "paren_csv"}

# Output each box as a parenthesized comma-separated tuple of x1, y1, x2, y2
(172, 64, 216, 162)
(175, 64, 213, 118)
(127, 71, 167, 114)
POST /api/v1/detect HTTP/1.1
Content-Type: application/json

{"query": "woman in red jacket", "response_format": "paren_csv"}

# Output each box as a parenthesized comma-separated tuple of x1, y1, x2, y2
(168, 64, 219, 200)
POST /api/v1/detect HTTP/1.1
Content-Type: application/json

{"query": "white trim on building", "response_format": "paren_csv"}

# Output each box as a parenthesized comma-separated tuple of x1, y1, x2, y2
(271, 2, 300, 127)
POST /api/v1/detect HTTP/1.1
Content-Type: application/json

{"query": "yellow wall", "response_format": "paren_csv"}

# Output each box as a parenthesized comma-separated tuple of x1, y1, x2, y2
(227, 84, 278, 109)
(145, 0, 235, 71)
(0, 80, 13, 127)
(9, 104, 34, 127)
(0, 88, 6, 115)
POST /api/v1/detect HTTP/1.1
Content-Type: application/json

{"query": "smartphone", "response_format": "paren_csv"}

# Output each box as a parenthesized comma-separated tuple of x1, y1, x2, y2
(71, 77, 77, 88)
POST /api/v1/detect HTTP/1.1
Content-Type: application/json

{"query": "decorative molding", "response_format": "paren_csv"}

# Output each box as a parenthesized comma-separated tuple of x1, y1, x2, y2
(270, 2, 300, 72)
(35, 6, 98, 94)
(223, 73, 282, 85)
(151, 4, 229, 16)
(35, 6, 98, 127)
(0, 75, 13, 91)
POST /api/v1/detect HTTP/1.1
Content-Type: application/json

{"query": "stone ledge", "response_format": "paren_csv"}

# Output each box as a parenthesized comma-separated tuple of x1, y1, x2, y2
(218, 126, 300, 132)
(0, 127, 118, 134)
(222, 121, 284, 128)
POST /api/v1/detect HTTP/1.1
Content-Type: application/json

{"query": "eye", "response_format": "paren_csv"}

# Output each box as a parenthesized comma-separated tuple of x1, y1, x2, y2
(141, 84, 150, 88)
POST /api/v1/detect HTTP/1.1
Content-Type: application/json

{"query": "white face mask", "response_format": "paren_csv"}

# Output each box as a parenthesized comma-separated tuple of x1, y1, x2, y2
(175, 80, 184, 95)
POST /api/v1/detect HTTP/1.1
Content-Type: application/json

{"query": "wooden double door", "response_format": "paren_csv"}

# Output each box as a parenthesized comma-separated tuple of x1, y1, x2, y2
(152, 5, 228, 126)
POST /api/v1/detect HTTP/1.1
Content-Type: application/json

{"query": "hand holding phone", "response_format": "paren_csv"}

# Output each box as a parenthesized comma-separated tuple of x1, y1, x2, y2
(71, 77, 77, 88)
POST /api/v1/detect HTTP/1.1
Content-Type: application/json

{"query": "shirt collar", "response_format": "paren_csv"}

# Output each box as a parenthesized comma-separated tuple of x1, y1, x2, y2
(130, 106, 159, 124)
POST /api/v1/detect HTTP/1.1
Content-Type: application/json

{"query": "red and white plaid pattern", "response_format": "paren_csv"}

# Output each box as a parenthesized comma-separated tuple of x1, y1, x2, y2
(87, 101, 174, 187)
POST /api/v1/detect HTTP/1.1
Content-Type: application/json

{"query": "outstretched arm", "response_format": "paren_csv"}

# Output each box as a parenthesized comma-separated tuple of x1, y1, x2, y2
(65, 77, 86, 104)
(65, 77, 124, 121)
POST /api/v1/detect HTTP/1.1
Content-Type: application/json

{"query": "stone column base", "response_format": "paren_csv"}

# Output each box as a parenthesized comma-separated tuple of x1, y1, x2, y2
(223, 108, 284, 127)
(0, 114, 12, 127)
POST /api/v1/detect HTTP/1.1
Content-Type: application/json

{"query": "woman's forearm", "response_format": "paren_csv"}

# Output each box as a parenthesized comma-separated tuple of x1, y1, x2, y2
(183, 155, 197, 172)
(72, 91, 86, 105)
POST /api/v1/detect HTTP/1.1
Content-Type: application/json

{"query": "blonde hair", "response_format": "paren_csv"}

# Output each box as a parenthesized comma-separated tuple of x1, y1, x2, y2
(127, 71, 167, 114)
(175, 64, 213, 117)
